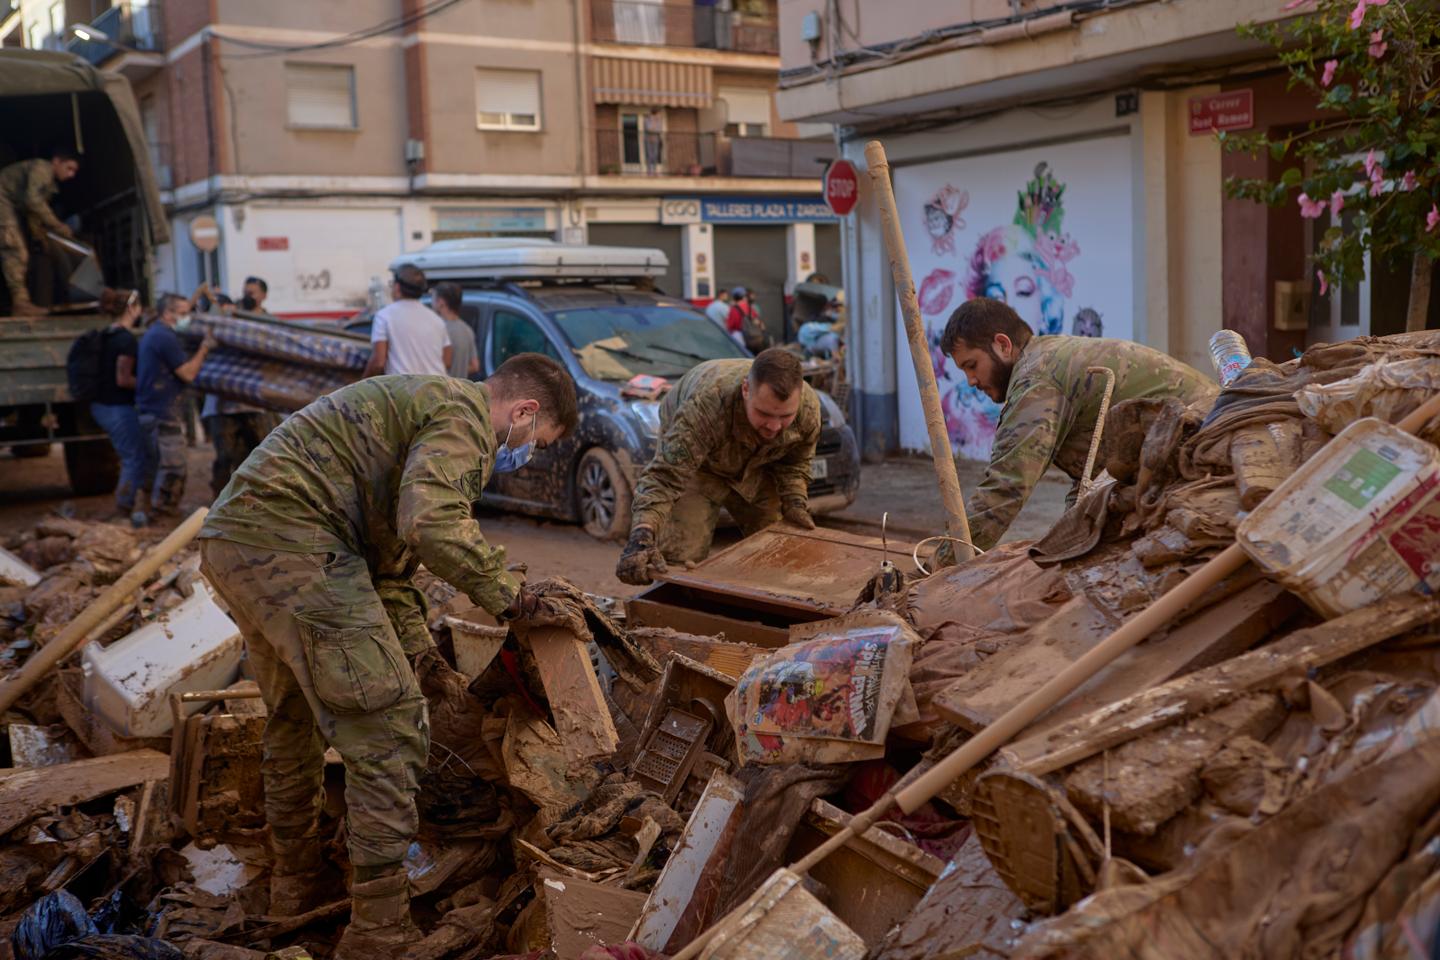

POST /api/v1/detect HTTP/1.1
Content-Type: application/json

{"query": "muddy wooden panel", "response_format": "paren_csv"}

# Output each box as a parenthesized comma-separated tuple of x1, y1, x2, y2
(0, 749, 169, 835)
(626, 589, 794, 649)
(658, 526, 916, 617)
(873, 833, 1024, 960)
(630, 628, 766, 679)
(523, 626, 620, 765)
(1002, 592, 1440, 777)
(932, 595, 1118, 734)
(538, 867, 648, 960)
(1031, 581, 1302, 733)
(785, 798, 945, 947)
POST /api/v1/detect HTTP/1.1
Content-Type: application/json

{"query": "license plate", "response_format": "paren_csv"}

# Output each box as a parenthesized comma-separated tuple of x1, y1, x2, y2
(810, 458, 829, 480)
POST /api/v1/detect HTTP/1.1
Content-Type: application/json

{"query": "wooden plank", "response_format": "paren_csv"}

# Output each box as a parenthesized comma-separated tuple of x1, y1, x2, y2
(625, 594, 792, 649)
(0, 749, 169, 835)
(657, 526, 916, 617)
(524, 625, 620, 765)
(1001, 593, 1440, 777)
(1031, 581, 1301, 733)
(630, 629, 766, 680)
(539, 867, 649, 960)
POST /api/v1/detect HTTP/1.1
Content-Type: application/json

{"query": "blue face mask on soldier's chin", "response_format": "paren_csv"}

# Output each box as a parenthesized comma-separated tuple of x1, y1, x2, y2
(494, 409, 538, 473)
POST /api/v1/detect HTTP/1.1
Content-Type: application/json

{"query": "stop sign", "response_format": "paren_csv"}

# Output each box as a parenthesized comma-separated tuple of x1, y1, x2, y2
(823, 159, 859, 216)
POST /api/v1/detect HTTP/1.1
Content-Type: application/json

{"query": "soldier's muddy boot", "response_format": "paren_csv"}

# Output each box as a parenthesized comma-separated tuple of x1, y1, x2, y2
(268, 833, 327, 917)
(333, 868, 418, 960)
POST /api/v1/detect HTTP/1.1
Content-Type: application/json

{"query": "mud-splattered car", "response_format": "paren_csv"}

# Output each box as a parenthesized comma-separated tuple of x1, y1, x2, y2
(360, 240, 860, 539)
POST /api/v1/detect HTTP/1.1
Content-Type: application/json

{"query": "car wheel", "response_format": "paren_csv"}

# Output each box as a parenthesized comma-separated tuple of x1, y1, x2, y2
(576, 448, 631, 541)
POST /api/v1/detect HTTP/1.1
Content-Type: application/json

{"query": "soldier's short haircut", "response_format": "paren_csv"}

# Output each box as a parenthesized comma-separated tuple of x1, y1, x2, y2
(748, 347, 804, 401)
(433, 281, 463, 316)
(940, 298, 1034, 356)
(393, 263, 426, 299)
(490, 353, 580, 435)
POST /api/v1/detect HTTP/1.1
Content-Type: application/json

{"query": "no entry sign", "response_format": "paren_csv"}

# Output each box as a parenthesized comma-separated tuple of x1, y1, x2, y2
(823, 159, 860, 217)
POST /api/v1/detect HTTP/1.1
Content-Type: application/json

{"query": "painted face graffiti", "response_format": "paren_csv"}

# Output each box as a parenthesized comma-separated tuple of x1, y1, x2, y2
(923, 184, 969, 256)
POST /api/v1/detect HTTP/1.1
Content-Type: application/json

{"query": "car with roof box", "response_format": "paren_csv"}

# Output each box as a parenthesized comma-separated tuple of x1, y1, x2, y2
(349, 238, 860, 539)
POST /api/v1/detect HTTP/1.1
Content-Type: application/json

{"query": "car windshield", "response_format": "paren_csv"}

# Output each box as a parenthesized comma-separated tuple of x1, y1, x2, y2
(550, 304, 746, 380)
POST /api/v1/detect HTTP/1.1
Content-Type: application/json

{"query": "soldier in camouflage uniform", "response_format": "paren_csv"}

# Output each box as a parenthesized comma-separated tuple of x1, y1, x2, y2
(937, 298, 1215, 560)
(0, 151, 80, 315)
(198, 356, 579, 958)
(616, 348, 820, 585)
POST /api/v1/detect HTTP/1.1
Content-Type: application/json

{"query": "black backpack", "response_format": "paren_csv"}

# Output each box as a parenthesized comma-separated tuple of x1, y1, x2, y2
(65, 328, 110, 403)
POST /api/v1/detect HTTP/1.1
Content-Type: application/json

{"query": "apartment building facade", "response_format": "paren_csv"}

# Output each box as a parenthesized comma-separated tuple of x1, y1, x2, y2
(32, 0, 835, 332)
(778, 0, 1429, 459)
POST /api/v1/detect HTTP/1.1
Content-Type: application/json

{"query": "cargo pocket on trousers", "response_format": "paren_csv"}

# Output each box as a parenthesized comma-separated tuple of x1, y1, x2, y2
(295, 611, 408, 715)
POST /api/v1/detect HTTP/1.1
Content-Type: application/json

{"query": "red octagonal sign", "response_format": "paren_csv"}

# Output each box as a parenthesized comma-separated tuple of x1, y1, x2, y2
(823, 159, 859, 217)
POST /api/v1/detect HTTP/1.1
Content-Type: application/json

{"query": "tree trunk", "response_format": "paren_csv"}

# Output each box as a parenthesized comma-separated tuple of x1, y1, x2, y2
(1407, 250, 1433, 332)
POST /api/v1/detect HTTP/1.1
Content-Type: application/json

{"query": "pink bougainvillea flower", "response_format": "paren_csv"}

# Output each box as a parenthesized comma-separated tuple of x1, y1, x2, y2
(1298, 193, 1326, 218)
(1365, 150, 1385, 197)
(1428, 204, 1440, 233)
(1349, 0, 1368, 29)
(1321, 59, 1338, 86)
(1330, 190, 1346, 216)
(1401, 170, 1419, 192)
(1317, 270, 1329, 296)
(1369, 29, 1388, 57)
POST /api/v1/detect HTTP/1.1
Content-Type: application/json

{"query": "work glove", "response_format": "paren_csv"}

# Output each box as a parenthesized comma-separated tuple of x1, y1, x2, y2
(781, 496, 816, 530)
(498, 584, 587, 636)
(615, 526, 667, 586)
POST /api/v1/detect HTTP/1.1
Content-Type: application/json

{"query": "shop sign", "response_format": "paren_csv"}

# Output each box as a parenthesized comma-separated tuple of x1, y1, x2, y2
(257, 236, 289, 251)
(670, 197, 837, 224)
(435, 206, 551, 235)
(1188, 90, 1254, 135)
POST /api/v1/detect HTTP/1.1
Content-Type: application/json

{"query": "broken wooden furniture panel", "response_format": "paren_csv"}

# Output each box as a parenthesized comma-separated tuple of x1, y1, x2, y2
(630, 654, 739, 811)
(630, 628, 766, 680)
(445, 615, 507, 678)
(521, 624, 620, 765)
(535, 867, 648, 960)
(631, 772, 745, 953)
(699, 867, 868, 960)
(0, 749, 169, 835)
(168, 687, 266, 839)
(784, 798, 947, 947)
(627, 526, 917, 648)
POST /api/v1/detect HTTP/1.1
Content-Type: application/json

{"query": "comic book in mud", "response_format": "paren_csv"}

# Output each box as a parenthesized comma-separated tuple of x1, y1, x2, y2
(726, 611, 917, 765)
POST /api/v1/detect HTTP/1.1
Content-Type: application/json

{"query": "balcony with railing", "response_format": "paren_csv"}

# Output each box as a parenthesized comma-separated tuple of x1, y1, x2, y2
(591, 0, 778, 55)
(67, 3, 164, 73)
(595, 128, 830, 179)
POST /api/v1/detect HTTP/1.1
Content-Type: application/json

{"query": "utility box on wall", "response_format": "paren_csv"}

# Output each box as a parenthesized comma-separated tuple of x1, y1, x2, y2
(1274, 279, 1312, 332)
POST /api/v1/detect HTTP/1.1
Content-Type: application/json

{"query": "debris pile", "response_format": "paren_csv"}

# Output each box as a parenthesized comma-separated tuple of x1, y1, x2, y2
(0, 331, 1437, 959)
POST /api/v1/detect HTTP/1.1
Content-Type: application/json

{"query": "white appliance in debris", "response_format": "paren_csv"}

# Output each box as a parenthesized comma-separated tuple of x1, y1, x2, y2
(82, 579, 243, 738)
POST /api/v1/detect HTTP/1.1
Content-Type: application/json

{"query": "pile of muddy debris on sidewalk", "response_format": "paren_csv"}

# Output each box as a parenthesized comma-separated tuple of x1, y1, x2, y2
(1, 330, 1440, 960)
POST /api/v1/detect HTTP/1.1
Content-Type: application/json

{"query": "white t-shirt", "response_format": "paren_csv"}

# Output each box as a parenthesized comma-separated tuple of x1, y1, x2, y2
(705, 299, 731, 329)
(371, 299, 451, 375)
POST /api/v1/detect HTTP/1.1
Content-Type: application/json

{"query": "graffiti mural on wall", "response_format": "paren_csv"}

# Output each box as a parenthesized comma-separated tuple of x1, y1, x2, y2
(894, 136, 1134, 459)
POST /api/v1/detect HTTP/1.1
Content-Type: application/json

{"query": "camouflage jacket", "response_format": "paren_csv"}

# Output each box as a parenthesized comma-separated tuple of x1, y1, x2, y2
(631, 359, 821, 532)
(0, 160, 64, 233)
(966, 336, 1216, 551)
(200, 376, 520, 636)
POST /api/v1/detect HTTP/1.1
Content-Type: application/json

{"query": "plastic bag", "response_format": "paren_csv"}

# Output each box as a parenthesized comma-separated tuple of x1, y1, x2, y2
(12, 891, 96, 960)
(40, 936, 184, 960)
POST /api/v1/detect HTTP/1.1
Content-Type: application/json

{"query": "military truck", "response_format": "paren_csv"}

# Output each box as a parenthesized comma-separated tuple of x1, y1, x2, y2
(0, 49, 170, 494)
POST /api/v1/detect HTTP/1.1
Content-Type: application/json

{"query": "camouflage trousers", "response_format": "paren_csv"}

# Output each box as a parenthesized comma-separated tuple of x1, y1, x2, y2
(137, 414, 188, 512)
(204, 411, 280, 499)
(0, 204, 27, 305)
(657, 473, 781, 565)
(199, 539, 428, 869)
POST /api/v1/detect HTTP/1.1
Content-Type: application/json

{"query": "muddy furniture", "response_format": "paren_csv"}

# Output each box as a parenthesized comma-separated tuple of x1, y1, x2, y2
(625, 526, 918, 647)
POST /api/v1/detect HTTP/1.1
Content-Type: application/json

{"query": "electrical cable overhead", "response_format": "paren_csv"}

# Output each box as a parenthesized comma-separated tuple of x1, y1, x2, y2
(213, 0, 468, 58)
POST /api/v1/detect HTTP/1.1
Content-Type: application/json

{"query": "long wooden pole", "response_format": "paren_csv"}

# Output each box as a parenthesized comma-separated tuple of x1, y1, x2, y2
(864, 140, 974, 561)
(670, 391, 1440, 960)
(0, 507, 208, 715)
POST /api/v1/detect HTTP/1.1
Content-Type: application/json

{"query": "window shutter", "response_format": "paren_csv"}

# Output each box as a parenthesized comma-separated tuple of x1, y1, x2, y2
(285, 63, 356, 129)
(718, 86, 771, 127)
(475, 69, 542, 129)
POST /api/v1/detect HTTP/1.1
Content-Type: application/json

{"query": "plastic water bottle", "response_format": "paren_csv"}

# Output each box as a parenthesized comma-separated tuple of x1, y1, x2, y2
(1208, 330, 1252, 387)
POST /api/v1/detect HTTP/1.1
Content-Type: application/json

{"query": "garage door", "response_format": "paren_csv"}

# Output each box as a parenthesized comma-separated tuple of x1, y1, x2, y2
(586, 223, 684, 298)
(713, 225, 787, 344)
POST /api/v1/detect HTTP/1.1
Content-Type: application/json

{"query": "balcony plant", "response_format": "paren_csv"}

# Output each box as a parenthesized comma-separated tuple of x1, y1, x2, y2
(1226, 0, 1440, 331)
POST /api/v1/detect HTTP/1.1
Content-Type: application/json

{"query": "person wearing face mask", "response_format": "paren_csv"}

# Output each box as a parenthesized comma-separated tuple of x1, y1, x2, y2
(616, 347, 821, 585)
(933, 297, 1215, 564)
(196, 353, 579, 958)
(134, 292, 216, 519)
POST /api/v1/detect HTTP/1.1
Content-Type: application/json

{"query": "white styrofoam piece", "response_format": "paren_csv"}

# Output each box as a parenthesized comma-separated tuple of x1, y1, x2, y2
(631, 772, 744, 951)
(395, 237, 668, 280)
(0, 545, 41, 588)
(180, 842, 263, 896)
(82, 579, 242, 738)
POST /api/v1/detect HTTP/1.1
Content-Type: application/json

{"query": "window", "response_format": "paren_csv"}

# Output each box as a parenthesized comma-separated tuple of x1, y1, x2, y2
(284, 63, 357, 130)
(490, 310, 561, 371)
(475, 68, 542, 131)
(718, 86, 771, 138)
